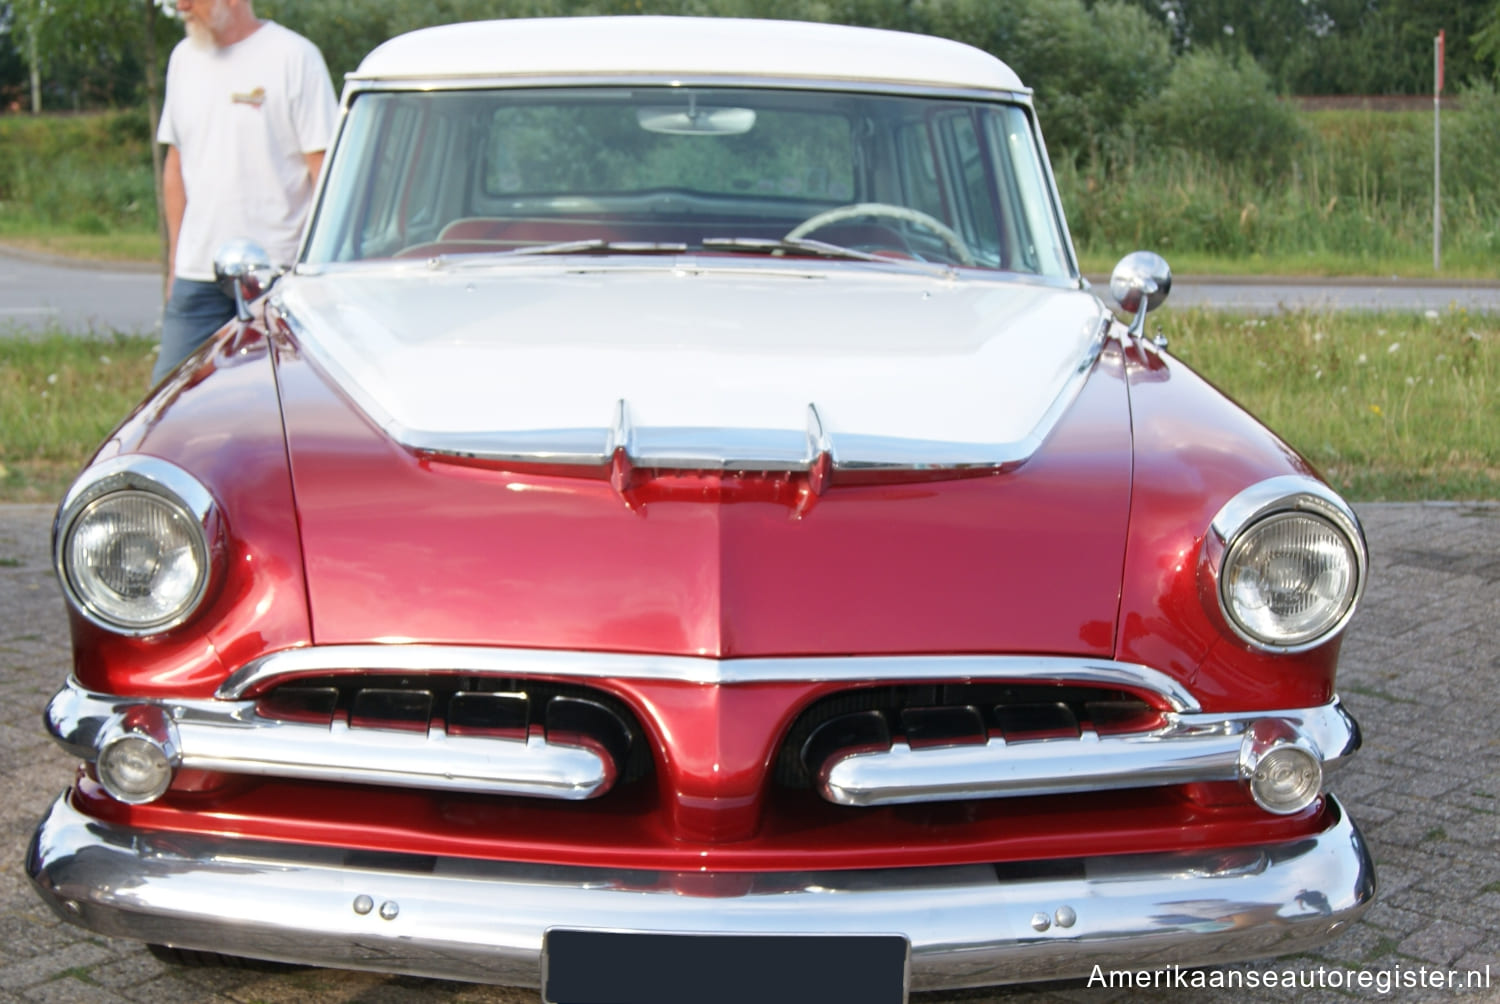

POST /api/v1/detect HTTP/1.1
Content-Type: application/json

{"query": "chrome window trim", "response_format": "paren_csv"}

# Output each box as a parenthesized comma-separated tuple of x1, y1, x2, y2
(52, 455, 223, 637)
(312, 78, 1082, 283)
(212, 646, 1199, 710)
(274, 300, 1108, 473)
(1203, 475, 1369, 654)
(341, 74, 1034, 106)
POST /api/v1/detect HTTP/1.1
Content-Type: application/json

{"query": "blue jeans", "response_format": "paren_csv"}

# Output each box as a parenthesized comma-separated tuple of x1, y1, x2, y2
(154, 278, 237, 383)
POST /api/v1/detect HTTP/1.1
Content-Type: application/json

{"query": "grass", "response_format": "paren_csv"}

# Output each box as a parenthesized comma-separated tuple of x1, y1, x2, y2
(0, 227, 163, 265)
(1, 309, 1496, 505)
(1162, 307, 1499, 502)
(1060, 100, 1500, 279)
(0, 110, 156, 238)
(0, 332, 158, 503)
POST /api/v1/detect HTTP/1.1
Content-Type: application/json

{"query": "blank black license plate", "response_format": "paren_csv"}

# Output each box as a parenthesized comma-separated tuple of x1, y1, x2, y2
(543, 929, 909, 1004)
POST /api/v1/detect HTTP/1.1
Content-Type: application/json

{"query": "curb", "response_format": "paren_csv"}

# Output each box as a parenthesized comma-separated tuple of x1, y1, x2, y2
(0, 242, 162, 274)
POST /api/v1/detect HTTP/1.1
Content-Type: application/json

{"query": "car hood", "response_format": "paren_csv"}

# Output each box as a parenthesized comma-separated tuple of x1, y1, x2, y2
(271, 263, 1135, 658)
(277, 262, 1106, 471)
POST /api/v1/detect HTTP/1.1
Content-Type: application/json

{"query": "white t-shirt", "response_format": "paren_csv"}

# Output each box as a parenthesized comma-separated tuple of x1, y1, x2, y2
(158, 21, 338, 281)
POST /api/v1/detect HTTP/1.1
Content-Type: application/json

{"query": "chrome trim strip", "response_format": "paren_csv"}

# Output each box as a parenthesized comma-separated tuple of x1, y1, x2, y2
(342, 73, 1034, 106)
(819, 701, 1359, 807)
(277, 297, 1107, 474)
(1204, 475, 1370, 654)
(28, 793, 1375, 991)
(46, 680, 613, 801)
(212, 649, 1200, 710)
(52, 455, 224, 638)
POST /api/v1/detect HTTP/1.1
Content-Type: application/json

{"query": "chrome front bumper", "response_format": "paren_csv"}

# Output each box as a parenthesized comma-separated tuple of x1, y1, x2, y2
(30, 793, 1375, 992)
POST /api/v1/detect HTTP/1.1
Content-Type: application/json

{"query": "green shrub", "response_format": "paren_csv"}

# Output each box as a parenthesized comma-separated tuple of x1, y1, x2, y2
(1134, 48, 1304, 176)
(0, 111, 154, 233)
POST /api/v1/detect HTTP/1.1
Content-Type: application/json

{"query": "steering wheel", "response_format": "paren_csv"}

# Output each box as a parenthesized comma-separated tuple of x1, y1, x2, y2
(785, 202, 975, 266)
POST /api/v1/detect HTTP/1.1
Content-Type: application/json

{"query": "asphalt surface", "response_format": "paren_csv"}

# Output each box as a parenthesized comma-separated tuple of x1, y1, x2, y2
(0, 501, 1496, 1003)
(0, 251, 162, 337)
(4, 245, 1500, 339)
(1151, 276, 1500, 314)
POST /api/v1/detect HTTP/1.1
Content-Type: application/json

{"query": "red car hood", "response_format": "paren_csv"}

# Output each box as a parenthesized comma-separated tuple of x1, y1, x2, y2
(272, 265, 1133, 657)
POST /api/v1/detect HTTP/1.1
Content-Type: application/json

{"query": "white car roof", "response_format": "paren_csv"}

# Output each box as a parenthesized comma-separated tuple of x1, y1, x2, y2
(350, 16, 1027, 94)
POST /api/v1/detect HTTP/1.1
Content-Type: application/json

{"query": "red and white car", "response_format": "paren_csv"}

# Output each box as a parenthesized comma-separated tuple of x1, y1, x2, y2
(30, 16, 1374, 1003)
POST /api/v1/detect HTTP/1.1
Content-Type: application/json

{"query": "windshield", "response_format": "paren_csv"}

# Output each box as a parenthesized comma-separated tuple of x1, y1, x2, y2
(304, 86, 1074, 277)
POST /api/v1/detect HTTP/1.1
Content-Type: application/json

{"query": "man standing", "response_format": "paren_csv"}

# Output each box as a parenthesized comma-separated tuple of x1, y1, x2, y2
(154, 0, 338, 383)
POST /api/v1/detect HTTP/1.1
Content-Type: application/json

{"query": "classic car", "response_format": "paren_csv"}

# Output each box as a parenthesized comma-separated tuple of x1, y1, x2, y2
(28, 15, 1375, 1003)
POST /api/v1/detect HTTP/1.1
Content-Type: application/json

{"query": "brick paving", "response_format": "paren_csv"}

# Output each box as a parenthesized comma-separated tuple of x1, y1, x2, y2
(1, 502, 1496, 1003)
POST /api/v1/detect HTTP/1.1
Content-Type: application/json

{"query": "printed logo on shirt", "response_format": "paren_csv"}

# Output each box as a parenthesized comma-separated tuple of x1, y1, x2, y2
(231, 87, 266, 108)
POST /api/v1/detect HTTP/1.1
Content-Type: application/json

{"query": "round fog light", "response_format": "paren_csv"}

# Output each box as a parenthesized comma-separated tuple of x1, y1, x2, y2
(1248, 745, 1322, 815)
(98, 735, 175, 804)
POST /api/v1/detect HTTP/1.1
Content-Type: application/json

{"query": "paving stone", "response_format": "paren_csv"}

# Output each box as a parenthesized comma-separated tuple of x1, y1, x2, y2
(0, 942, 113, 992)
(114, 976, 240, 1004)
(1397, 920, 1488, 967)
(80, 950, 171, 990)
(21, 976, 132, 1004)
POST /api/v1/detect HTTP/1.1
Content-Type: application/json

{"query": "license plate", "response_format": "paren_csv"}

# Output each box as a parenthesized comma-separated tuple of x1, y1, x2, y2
(542, 929, 909, 1004)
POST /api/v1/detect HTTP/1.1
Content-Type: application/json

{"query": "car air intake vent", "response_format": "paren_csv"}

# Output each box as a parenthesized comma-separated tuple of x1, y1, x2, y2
(256, 676, 651, 784)
(776, 684, 1162, 789)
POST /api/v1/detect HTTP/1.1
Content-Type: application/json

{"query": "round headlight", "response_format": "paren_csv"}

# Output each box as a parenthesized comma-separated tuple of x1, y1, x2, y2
(1221, 511, 1359, 648)
(62, 489, 210, 633)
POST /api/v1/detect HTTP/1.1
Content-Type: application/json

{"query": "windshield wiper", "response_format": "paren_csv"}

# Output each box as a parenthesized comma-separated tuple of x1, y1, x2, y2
(426, 239, 688, 266)
(510, 240, 689, 256)
(700, 237, 954, 278)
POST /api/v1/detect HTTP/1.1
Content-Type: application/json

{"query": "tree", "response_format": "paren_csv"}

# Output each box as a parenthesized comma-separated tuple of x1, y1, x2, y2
(8, 0, 176, 111)
(1119, 0, 1497, 94)
(0, 5, 30, 110)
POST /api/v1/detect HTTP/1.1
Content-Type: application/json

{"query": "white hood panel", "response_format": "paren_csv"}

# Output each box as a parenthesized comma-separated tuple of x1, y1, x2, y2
(276, 262, 1109, 470)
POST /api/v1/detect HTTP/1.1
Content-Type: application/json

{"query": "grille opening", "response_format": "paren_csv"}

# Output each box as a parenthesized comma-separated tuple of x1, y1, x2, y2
(779, 683, 1164, 789)
(254, 675, 654, 785)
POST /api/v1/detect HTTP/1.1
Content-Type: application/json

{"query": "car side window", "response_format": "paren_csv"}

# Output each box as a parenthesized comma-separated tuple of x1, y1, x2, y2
(894, 121, 948, 223)
(937, 111, 1002, 268)
(358, 100, 421, 255)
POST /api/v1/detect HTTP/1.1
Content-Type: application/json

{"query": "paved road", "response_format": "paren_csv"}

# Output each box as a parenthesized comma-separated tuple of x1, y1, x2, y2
(1155, 276, 1500, 315)
(0, 252, 161, 337)
(0, 501, 1496, 1003)
(5, 246, 1500, 339)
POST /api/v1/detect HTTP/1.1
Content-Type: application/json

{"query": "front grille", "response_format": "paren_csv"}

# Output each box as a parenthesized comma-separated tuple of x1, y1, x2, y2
(776, 684, 1162, 789)
(255, 675, 654, 784)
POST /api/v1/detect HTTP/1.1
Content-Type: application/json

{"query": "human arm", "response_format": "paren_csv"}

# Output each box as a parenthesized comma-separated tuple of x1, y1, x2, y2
(304, 150, 325, 188)
(162, 145, 186, 299)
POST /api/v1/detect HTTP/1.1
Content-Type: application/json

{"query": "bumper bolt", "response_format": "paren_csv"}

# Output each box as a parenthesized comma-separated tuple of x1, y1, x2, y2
(380, 901, 400, 921)
(1030, 912, 1051, 932)
(353, 895, 374, 915)
(1055, 906, 1077, 929)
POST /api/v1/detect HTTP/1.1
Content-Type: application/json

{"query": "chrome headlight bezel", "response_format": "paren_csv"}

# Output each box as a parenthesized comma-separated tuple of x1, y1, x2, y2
(1202, 475, 1368, 654)
(53, 456, 225, 637)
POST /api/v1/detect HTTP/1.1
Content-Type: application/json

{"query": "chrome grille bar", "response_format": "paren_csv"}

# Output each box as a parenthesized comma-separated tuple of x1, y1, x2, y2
(46, 679, 618, 801)
(815, 702, 1360, 807)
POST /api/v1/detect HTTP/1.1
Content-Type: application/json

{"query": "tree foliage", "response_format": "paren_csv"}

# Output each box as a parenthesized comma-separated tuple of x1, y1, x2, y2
(1121, 0, 1499, 95)
(1135, 48, 1304, 175)
(3, 0, 176, 109)
(4, 0, 1499, 182)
